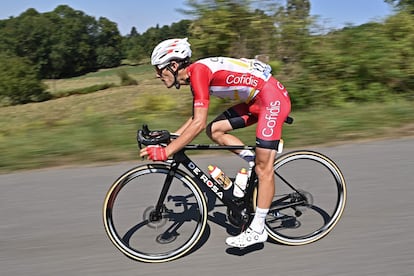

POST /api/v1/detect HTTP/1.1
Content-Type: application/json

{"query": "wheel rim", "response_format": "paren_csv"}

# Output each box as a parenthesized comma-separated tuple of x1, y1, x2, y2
(103, 165, 207, 262)
(266, 151, 346, 245)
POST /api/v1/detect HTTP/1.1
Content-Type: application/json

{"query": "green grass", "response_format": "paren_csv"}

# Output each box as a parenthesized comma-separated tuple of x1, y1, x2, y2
(44, 65, 155, 96)
(1, 65, 413, 172)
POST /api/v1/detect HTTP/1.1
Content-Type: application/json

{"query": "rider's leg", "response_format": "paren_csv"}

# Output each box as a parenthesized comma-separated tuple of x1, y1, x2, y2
(206, 118, 244, 146)
(249, 147, 277, 232)
(225, 146, 276, 248)
(207, 116, 276, 207)
(226, 78, 291, 248)
(206, 104, 256, 163)
(209, 112, 277, 247)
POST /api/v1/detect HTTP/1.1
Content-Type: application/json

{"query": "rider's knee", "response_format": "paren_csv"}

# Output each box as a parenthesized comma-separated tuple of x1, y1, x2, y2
(255, 161, 272, 175)
(206, 122, 214, 139)
(254, 148, 277, 177)
(206, 121, 225, 142)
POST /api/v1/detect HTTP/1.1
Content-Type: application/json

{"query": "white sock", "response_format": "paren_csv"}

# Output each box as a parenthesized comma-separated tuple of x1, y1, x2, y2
(238, 150, 255, 168)
(249, 207, 269, 233)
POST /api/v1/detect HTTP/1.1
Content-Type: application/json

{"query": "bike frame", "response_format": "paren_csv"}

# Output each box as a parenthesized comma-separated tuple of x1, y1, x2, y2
(154, 144, 258, 226)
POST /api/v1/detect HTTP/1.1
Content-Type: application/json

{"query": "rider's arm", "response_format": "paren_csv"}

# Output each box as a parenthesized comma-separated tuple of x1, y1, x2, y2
(174, 117, 193, 135)
(164, 107, 208, 156)
(164, 63, 212, 156)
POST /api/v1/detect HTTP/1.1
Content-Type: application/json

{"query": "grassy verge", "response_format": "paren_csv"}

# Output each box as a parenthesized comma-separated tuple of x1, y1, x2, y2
(1, 66, 413, 172)
(1, 97, 413, 172)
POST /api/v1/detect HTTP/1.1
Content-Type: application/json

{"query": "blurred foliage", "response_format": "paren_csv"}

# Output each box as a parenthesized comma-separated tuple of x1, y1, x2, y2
(1, 0, 414, 172)
(0, 53, 50, 105)
(181, 0, 414, 108)
(117, 70, 138, 86)
(180, 0, 280, 58)
(1, 58, 413, 173)
(287, 12, 414, 109)
(385, 0, 414, 12)
(1, 0, 414, 108)
(0, 5, 123, 79)
(52, 83, 116, 98)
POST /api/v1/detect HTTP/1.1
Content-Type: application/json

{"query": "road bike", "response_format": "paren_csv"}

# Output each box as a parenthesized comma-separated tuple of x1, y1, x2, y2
(103, 121, 347, 263)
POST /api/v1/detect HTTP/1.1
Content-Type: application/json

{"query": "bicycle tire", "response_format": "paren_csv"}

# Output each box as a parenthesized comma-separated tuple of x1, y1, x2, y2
(103, 163, 208, 263)
(265, 150, 347, 245)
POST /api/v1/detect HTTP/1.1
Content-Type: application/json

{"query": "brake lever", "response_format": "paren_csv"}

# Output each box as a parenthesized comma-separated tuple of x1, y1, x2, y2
(137, 129, 144, 160)
(142, 124, 150, 136)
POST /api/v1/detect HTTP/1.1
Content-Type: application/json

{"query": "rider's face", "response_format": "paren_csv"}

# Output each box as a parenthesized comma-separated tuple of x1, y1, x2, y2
(155, 65, 175, 88)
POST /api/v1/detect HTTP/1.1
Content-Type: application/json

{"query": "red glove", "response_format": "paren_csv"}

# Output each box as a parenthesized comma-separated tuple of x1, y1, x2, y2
(145, 145, 168, 161)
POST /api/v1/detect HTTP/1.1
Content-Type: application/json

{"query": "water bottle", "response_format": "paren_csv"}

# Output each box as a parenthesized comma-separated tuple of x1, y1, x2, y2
(233, 168, 248, 198)
(208, 165, 233, 190)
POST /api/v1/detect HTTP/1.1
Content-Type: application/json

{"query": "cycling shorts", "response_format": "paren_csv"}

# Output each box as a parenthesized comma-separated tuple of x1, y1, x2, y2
(221, 77, 291, 149)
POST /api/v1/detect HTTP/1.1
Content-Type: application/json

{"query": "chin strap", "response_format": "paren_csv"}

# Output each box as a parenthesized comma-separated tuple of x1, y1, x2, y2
(166, 65, 181, 89)
(166, 58, 191, 89)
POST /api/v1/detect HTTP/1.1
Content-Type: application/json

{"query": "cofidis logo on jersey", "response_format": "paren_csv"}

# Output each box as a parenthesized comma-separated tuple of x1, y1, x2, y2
(226, 74, 258, 87)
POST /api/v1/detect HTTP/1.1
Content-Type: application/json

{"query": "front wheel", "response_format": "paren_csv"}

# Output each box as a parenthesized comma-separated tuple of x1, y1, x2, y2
(103, 163, 208, 263)
(266, 150, 347, 245)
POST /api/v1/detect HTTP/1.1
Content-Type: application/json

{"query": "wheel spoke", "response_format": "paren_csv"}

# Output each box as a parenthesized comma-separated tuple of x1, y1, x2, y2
(265, 151, 346, 245)
(103, 164, 207, 263)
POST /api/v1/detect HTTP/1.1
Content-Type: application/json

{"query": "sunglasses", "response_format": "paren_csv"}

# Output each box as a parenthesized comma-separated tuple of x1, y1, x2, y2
(155, 64, 171, 76)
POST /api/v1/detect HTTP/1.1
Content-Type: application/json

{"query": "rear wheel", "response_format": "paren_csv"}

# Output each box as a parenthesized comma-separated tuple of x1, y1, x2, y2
(103, 164, 208, 263)
(266, 150, 347, 245)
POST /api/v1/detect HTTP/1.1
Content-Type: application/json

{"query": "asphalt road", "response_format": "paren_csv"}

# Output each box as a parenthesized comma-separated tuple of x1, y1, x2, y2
(1, 137, 413, 276)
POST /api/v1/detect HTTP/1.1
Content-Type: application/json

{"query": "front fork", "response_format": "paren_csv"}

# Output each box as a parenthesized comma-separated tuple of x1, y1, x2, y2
(150, 161, 180, 221)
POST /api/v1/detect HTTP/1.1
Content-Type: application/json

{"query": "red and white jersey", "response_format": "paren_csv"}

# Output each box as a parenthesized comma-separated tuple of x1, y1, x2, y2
(187, 57, 272, 108)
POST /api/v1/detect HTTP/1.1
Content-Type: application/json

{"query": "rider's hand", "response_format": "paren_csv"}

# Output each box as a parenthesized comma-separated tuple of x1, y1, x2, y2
(141, 145, 168, 161)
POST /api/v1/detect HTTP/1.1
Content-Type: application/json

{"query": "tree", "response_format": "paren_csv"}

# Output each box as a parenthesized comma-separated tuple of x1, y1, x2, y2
(129, 27, 139, 37)
(385, 0, 414, 12)
(0, 8, 55, 76)
(275, 0, 312, 63)
(182, 0, 278, 58)
(0, 5, 124, 78)
(125, 38, 146, 63)
(169, 20, 191, 37)
(383, 11, 414, 95)
(95, 17, 123, 68)
(0, 53, 49, 105)
(48, 5, 98, 76)
(122, 20, 192, 63)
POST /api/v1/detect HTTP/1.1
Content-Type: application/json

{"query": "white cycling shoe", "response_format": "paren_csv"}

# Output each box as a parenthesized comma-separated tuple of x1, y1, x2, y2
(225, 227, 268, 248)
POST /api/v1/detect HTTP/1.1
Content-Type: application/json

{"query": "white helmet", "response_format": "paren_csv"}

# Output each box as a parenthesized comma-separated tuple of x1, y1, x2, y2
(151, 38, 192, 69)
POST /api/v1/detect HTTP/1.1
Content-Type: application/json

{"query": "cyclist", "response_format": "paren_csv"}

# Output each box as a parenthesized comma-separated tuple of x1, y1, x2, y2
(140, 38, 291, 248)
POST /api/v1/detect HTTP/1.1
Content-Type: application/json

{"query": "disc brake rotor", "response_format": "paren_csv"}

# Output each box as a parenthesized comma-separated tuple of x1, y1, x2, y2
(143, 206, 168, 229)
(295, 190, 313, 213)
